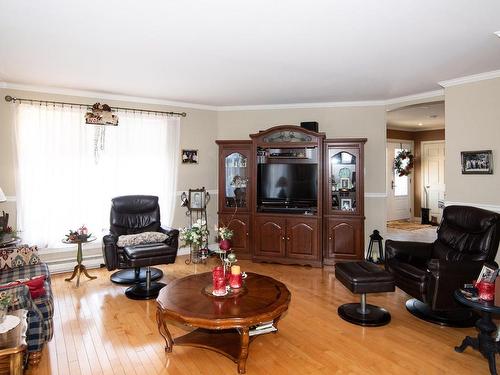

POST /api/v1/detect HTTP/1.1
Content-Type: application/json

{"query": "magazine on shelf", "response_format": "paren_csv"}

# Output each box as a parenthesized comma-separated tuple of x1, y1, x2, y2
(238, 321, 277, 337)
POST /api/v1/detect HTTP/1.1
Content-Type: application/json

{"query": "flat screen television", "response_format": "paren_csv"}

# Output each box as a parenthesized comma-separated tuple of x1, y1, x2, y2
(257, 164, 317, 209)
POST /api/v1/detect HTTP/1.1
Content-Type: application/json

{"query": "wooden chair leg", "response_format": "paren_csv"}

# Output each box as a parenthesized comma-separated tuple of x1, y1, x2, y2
(28, 350, 42, 367)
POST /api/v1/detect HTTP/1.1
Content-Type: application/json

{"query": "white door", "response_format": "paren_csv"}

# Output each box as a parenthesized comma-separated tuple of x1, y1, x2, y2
(422, 141, 445, 222)
(387, 141, 412, 221)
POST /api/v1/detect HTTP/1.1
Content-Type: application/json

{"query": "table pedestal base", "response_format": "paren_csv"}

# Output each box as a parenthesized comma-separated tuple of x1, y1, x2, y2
(455, 311, 499, 375)
(65, 264, 97, 287)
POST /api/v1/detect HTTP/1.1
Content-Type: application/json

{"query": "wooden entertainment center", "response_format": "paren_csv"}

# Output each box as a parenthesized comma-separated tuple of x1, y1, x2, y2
(216, 125, 367, 267)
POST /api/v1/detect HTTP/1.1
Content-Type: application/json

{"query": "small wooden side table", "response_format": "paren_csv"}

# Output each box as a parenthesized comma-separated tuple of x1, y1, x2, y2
(454, 290, 500, 375)
(63, 236, 97, 287)
(0, 309, 28, 375)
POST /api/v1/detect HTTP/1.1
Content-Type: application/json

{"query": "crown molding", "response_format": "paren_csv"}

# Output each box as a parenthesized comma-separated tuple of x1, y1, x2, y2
(218, 89, 445, 111)
(1, 81, 443, 112)
(387, 124, 445, 132)
(2, 69, 499, 111)
(384, 89, 444, 106)
(438, 70, 500, 88)
(217, 99, 386, 111)
(0, 81, 218, 111)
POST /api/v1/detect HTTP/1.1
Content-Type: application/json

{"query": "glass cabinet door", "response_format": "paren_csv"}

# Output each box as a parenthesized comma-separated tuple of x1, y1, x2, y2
(224, 152, 249, 209)
(329, 149, 358, 213)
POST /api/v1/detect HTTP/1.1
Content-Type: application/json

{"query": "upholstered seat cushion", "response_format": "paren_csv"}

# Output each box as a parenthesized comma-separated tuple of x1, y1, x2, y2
(335, 261, 395, 294)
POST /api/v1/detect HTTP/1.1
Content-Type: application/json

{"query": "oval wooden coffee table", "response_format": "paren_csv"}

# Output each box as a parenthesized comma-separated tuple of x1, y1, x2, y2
(156, 272, 291, 374)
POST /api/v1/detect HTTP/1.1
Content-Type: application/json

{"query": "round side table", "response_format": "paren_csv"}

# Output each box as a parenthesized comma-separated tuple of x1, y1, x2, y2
(454, 290, 500, 375)
(62, 236, 97, 288)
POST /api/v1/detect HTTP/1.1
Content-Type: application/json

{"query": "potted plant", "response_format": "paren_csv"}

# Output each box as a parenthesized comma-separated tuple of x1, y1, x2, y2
(217, 226, 234, 251)
(179, 219, 209, 254)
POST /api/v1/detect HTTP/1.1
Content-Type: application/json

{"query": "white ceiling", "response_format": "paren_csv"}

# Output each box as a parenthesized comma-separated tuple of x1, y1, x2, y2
(387, 101, 445, 131)
(1, 1, 500, 107)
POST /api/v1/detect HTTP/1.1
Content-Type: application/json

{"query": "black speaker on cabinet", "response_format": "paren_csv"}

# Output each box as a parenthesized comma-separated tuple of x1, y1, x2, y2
(300, 121, 319, 132)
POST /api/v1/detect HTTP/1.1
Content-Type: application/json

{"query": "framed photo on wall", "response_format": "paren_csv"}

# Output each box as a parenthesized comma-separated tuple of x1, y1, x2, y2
(461, 150, 493, 174)
(189, 189, 205, 210)
(182, 149, 199, 164)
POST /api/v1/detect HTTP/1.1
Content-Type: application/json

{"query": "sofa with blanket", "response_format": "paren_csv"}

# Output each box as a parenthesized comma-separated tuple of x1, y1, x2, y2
(0, 245, 54, 366)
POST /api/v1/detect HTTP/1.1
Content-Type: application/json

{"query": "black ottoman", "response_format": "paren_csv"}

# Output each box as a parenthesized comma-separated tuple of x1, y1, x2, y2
(123, 243, 175, 300)
(335, 261, 395, 326)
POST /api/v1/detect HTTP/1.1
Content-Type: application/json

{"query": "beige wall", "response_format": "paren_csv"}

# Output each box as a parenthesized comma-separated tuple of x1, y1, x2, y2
(0, 88, 218, 233)
(445, 78, 500, 206)
(217, 106, 388, 245)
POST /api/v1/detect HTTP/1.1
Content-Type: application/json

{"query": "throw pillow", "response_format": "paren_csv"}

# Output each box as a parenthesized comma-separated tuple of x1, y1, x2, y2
(0, 275, 46, 299)
(0, 245, 41, 270)
(117, 232, 167, 247)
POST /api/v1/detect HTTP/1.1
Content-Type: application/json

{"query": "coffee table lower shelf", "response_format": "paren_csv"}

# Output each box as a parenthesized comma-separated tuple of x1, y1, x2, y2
(175, 328, 257, 364)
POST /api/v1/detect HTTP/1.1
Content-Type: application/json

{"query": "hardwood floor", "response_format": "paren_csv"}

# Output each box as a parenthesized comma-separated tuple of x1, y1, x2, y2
(28, 256, 491, 375)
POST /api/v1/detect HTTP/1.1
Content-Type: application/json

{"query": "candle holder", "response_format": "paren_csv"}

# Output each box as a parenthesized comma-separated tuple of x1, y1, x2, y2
(212, 266, 227, 296)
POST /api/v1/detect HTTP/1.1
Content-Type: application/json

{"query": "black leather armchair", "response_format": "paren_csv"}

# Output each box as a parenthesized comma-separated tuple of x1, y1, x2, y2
(385, 205, 500, 326)
(102, 195, 179, 299)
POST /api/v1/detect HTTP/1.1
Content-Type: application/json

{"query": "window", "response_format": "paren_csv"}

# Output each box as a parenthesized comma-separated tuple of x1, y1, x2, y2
(13, 103, 180, 248)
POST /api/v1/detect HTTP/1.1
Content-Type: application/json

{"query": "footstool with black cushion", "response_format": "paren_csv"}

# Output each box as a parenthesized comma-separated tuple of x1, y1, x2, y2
(335, 261, 395, 326)
(123, 243, 177, 300)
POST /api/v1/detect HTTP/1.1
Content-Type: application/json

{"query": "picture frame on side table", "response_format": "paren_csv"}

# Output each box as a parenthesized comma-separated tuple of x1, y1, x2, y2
(476, 263, 498, 284)
(461, 150, 493, 174)
(182, 149, 199, 164)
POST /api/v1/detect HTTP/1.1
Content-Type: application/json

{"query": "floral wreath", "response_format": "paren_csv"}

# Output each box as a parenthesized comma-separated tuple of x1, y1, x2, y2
(394, 150, 414, 177)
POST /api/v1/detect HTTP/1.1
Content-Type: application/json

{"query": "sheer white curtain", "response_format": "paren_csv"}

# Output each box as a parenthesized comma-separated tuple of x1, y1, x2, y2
(13, 103, 180, 248)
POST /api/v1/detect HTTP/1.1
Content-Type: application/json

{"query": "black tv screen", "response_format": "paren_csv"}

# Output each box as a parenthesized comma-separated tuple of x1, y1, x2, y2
(258, 164, 317, 202)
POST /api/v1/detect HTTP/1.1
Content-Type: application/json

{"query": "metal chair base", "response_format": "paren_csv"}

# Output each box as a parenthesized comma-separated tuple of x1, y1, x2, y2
(338, 293, 391, 327)
(125, 266, 165, 300)
(110, 267, 163, 285)
(405, 299, 477, 328)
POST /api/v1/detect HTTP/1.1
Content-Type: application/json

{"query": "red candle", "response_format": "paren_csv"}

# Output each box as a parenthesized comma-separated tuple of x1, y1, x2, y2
(229, 273, 242, 289)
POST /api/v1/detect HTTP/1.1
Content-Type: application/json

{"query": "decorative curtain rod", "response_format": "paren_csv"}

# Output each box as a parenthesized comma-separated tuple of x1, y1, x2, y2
(4, 95, 187, 117)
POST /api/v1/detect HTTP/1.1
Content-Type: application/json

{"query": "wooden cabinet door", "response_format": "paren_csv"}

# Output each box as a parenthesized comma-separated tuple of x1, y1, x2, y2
(219, 214, 251, 259)
(254, 216, 286, 258)
(326, 217, 363, 260)
(219, 145, 251, 213)
(286, 218, 319, 260)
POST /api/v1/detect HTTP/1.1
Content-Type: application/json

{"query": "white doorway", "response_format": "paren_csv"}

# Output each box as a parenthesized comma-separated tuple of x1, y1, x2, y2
(387, 141, 413, 221)
(421, 141, 445, 222)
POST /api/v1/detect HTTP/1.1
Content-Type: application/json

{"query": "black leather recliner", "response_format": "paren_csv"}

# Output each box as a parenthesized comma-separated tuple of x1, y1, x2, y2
(102, 195, 179, 299)
(385, 205, 500, 326)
